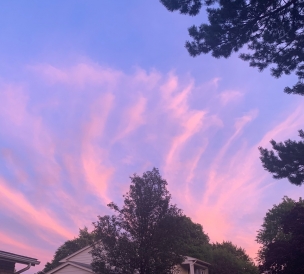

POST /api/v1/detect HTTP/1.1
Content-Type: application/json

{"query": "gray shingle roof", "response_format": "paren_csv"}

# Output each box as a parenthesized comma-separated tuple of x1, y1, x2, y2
(0, 250, 40, 266)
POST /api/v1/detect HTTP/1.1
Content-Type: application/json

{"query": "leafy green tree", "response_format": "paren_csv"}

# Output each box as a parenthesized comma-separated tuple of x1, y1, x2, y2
(42, 227, 94, 273)
(259, 130, 304, 186)
(160, 0, 304, 95)
(257, 196, 304, 273)
(91, 168, 189, 274)
(209, 242, 258, 274)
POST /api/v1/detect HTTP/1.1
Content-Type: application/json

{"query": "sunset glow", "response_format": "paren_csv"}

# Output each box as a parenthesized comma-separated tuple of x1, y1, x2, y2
(0, 2, 303, 273)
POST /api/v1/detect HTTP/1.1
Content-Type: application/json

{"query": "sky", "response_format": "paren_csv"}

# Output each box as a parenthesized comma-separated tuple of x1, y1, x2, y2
(0, 1, 303, 273)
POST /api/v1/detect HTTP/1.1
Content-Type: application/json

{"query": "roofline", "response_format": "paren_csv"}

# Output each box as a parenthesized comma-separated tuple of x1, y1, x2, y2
(0, 250, 40, 266)
(58, 245, 93, 263)
(193, 260, 211, 267)
(45, 262, 93, 274)
(183, 256, 211, 266)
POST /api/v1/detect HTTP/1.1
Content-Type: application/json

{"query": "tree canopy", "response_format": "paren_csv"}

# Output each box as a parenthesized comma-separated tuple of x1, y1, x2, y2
(91, 168, 200, 274)
(173, 215, 210, 261)
(160, 0, 304, 95)
(259, 130, 304, 186)
(91, 167, 258, 274)
(257, 196, 304, 273)
(209, 242, 258, 274)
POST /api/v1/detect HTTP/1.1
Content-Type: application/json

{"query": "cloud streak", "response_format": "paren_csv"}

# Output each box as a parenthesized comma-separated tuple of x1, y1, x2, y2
(1, 61, 303, 272)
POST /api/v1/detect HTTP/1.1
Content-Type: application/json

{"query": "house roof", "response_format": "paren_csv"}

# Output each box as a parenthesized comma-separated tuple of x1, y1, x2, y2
(0, 250, 40, 266)
(58, 245, 93, 263)
(183, 256, 211, 267)
(45, 261, 93, 274)
(53, 245, 210, 273)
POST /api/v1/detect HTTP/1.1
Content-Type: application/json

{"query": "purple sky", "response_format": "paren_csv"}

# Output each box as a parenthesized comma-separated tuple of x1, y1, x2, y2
(0, 1, 303, 273)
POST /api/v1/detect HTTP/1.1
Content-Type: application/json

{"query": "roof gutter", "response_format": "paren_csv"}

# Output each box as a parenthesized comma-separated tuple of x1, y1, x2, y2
(15, 264, 31, 274)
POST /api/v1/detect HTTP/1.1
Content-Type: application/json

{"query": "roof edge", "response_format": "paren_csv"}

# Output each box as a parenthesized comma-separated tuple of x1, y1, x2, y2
(0, 250, 40, 266)
(45, 262, 93, 274)
(58, 245, 93, 263)
(183, 256, 211, 266)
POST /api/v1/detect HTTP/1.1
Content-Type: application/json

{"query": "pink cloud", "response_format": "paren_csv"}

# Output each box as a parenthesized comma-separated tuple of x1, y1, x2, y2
(164, 110, 207, 168)
(208, 77, 221, 89)
(183, 143, 209, 203)
(187, 103, 304, 259)
(156, 75, 228, 205)
(113, 95, 147, 143)
(130, 68, 162, 90)
(0, 83, 61, 186)
(258, 104, 304, 148)
(218, 90, 244, 105)
(0, 178, 74, 239)
(202, 109, 259, 206)
(234, 109, 259, 135)
(0, 232, 31, 251)
(1, 148, 29, 184)
(81, 93, 115, 204)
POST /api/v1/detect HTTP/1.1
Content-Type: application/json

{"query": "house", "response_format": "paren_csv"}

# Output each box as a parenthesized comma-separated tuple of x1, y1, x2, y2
(0, 250, 40, 274)
(45, 245, 210, 274)
(45, 246, 94, 274)
(179, 257, 209, 274)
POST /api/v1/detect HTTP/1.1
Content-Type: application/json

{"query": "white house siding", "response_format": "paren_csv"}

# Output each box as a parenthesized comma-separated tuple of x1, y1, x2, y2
(54, 265, 91, 274)
(67, 247, 93, 264)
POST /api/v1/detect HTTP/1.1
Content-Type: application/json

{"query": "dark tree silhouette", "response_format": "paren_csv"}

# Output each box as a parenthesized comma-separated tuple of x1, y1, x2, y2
(258, 197, 304, 273)
(91, 168, 201, 274)
(259, 130, 304, 186)
(160, 0, 304, 95)
(209, 242, 258, 274)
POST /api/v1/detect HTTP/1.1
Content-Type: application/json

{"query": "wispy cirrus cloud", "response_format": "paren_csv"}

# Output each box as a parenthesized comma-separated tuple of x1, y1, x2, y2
(1, 61, 303, 272)
(189, 105, 304, 256)
(113, 95, 147, 143)
(0, 178, 73, 239)
(218, 90, 244, 105)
